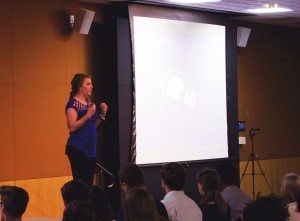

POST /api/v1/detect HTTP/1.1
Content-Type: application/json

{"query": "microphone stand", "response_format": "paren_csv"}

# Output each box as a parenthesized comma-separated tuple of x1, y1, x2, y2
(240, 128, 272, 199)
(96, 163, 114, 188)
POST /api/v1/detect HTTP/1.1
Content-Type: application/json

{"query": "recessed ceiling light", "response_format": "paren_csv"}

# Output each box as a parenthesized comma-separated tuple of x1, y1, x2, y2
(168, 0, 221, 4)
(246, 2, 293, 14)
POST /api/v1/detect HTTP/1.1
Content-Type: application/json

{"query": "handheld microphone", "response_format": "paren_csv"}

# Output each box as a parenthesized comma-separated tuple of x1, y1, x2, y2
(86, 97, 92, 108)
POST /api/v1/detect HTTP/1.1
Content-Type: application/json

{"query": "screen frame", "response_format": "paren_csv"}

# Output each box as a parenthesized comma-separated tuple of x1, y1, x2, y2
(126, 12, 238, 166)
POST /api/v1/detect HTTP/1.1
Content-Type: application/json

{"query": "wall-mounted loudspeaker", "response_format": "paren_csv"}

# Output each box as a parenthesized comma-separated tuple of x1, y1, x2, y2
(73, 8, 95, 35)
(237, 26, 251, 47)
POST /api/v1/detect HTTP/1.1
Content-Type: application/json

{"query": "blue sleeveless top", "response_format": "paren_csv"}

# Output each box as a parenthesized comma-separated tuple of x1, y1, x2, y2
(65, 98, 99, 157)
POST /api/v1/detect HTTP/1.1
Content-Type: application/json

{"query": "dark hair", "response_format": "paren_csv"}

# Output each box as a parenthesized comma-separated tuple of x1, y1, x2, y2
(89, 185, 113, 221)
(61, 179, 90, 205)
(243, 201, 275, 221)
(124, 188, 160, 221)
(160, 162, 186, 190)
(216, 163, 236, 185)
(296, 191, 300, 212)
(256, 194, 289, 221)
(62, 200, 95, 221)
(69, 73, 92, 100)
(197, 169, 228, 219)
(0, 185, 29, 218)
(118, 164, 145, 188)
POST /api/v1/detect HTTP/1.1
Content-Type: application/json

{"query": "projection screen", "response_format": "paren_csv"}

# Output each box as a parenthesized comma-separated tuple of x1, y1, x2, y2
(133, 16, 228, 165)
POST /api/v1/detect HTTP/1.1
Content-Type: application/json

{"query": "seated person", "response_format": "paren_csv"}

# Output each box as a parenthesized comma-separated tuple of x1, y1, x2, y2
(0, 185, 29, 221)
(242, 201, 275, 221)
(160, 162, 203, 221)
(197, 168, 230, 221)
(117, 163, 168, 221)
(243, 194, 289, 221)
(288, 191, 300, 221)
(89, 185, 113, 221)
(124, 188, 161, 221)
(280, 173, 300, 205)
(216, 163, 252, 221)
(62, 200, 95, 221)
(280, 173, 300, 221)
(61, 179, 90, 206)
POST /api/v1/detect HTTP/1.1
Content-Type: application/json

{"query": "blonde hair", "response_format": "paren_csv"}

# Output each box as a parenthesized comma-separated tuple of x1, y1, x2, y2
(280, 173, 300, 205)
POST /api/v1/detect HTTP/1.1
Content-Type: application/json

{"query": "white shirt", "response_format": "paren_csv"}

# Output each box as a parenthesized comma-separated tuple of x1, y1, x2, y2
(161, 190, 202, 221)
(287, 202, 300, 221)
(221, 186, 252, 221)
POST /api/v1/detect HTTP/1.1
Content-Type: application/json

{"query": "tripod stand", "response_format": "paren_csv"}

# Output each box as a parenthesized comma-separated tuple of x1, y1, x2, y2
(240, 128, 272, 199)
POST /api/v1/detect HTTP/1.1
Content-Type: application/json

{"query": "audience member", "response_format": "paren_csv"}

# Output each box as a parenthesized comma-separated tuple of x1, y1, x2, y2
(160, 162, 202, 221)
(287, 191, 300, 221)
(89, 185, 113, 221)
(62, 200, 95, 221)
(280, 173, 300, 221)
(256, 194, 289, 221)
(197, 168, 230, 221)
(242, 201, 275, 221)
(280, 173, 300, 206)
(61, 179, 90, 206)
(216, 164, 252, 221)
(242, 194, 288, 221)
(0, 185, 29, 221)
(117, 163, 168, 221)
(123, 188, 161, 221)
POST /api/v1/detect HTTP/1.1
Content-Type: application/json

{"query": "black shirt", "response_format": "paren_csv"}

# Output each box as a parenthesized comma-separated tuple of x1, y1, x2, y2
(200, 203, 230, 221)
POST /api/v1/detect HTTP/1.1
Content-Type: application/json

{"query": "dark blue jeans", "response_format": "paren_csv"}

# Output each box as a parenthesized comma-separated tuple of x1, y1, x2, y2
(66, 146, 96, 185)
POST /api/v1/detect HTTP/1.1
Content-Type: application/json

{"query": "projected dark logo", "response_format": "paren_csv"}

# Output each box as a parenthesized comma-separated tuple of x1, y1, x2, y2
(159, 67, 196, 111)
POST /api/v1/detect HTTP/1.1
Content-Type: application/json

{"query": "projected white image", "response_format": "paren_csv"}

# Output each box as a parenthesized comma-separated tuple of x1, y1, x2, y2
(160, 67, 191, 111)
(133, 16, 228, 164)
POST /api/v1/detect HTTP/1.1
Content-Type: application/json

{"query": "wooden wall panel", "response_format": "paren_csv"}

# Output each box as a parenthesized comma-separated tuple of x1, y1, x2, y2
(16, 176, 71, 218)
(14, 85, 70, 179)
(0, 0, 14, 182)
(0, 0, 104, 181)
(0, 0, 13, 84)
(12, 0, 67, 85)
(240, 157, 300, 199)
(66, 33, 90, 81)
(238, 25, 300, 161)
(0, 85, 15, 181)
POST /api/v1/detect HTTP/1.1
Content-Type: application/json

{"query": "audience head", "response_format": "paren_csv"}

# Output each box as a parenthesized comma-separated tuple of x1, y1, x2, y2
(160, 162, 186, 191)
(0, 185, 29, 219)
(196, 168, 221, 198)
(280, 173, 300, 205)
(216, 163, 237, 186)
(256, 194, 289, 221)
(61, 179, 90, 206)
(62, 200, 95, 221)
(243, 201, 275, 221)
(70, 73, 92, 100)
(123, 188, 160, 221)
(89, 185, 113, 221)
(243, 194, 289, 221)
(196, 168, 228, 218)
(118, 164, 145, 192)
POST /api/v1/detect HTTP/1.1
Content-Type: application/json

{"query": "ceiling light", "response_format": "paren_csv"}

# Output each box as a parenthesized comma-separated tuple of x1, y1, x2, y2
(246, 2, 293, 14)
(262, 2, 278, 8)
(168, 0, 221, 4)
